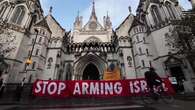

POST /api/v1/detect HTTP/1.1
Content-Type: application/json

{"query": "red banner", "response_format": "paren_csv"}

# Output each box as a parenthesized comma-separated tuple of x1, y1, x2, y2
(33, 78, 175, 98)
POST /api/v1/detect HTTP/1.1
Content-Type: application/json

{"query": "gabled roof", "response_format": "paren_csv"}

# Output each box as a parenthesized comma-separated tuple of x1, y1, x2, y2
(45, 14, 65, 32)
(82, 20, 104, 31)
(115, 13, 134, 30)
(34, 18, 52, 33)
(128, 16, 145, 34)
(131, 17, 145, 28)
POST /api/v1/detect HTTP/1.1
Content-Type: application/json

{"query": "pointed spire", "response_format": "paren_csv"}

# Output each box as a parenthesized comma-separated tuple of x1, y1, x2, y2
(105, 11, 112, 29)
(74, 10, 80, 25)
(77, 10, 80, 17)
(90, 0, 97, 21)
(106, 11, 110, 21)
(75, 10, 80, 22)
(74, 10, 82, 30)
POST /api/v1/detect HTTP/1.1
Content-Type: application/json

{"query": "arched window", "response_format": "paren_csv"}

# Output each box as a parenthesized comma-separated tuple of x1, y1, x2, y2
(143, 37, 146, 43)
(0, 2, 8, 18)
(39, 37, 42, 43)
(151, 5, 162, 25)
(165, 2, 176, 19)
(35, 49, 39, 56)
(32, 62, 36, 69)
(47, 57, 53, 69)
(146, 49, 149, 55)
(139, 47, 142, 54)
(10, 6, 26, 25)
(141, 60, 145, 67)
(66, 63, 72, 80)
(149, 61, 152, 67)
(136, 36, 139, 42)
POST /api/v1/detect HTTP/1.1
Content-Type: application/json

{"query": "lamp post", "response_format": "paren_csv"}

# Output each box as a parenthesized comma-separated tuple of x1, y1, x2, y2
(23, 29, 38, 81)
(15, 29, 39, 101)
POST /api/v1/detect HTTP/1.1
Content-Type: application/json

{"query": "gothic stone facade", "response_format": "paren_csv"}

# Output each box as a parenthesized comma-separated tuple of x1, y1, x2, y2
(0, 0, 194, 92)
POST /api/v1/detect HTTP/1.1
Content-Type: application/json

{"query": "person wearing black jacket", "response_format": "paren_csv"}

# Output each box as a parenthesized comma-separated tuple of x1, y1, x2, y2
(144, 67, 162, 93)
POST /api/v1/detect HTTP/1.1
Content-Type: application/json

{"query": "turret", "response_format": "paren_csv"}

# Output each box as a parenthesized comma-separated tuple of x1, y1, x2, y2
(103, 16, 106, 28)
(89, 1, 97, 22)
(79, 16, 83, 28)
(74, 11, 82, 30)
(104, 12, 112, 29)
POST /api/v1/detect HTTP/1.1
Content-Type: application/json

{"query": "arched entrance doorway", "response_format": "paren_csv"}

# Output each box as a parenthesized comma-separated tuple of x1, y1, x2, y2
(83, 63, 100, 80)
(74, 54, 106, 80)
(165, 56, 185, 93)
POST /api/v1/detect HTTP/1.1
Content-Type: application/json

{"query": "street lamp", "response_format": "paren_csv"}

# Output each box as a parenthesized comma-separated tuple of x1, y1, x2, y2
(14, 29, 39, 101)
(23, 29, 38, 81)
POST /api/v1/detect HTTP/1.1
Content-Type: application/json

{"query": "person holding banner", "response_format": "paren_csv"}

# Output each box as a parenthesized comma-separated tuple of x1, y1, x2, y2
(144, 67, 162, 93)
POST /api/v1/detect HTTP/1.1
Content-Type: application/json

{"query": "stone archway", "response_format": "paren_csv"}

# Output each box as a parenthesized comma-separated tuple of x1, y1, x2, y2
(83, 63, 100, 80)
(74, 53, 106, 80)
(164, 56, 185, 92)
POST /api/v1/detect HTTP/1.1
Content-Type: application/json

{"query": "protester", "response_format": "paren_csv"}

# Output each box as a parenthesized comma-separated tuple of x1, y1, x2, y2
(144, 67, 162, 93)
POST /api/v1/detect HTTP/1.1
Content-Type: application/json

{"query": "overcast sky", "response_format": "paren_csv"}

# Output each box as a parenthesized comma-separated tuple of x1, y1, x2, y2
(40, 0, 192, 30)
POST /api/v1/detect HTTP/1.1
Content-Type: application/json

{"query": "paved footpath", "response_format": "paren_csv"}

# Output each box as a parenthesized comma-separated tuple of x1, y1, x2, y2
(0, 99, 195, 110)
(136, 99, 195, 110)
(1, 93, 195, 110)
(0, 104, 152, 110)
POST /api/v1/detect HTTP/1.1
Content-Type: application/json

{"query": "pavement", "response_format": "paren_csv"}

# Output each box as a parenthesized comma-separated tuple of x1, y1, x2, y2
(0, 99, 195, 110)
(0, 92, 195, 110)
(174, 92, 195, 101)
